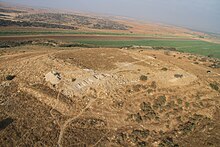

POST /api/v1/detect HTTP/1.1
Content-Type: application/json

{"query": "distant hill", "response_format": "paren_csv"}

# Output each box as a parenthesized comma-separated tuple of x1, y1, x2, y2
(0, 1, 219, 43)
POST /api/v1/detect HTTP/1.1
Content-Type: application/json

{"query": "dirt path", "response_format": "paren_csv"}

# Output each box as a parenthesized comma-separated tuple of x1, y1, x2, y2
(57, 97, 97, 147)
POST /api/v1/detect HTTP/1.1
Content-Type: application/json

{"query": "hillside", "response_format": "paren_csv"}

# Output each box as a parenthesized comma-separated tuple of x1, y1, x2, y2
(0, 45, 220, 146)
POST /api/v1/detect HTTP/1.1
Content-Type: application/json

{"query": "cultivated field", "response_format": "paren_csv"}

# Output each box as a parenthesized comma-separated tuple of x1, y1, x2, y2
(1, 35, 220, 59)
(75, 39, 220, 59)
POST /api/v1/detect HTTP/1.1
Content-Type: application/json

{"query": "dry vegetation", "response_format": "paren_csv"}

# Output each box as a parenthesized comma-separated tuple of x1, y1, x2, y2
(0, 45, 220, 146)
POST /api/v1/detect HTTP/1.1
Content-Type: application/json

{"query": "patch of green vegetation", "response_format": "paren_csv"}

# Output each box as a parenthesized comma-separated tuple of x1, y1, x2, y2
(0, 30, 185, 37)
(74, 39, 220, 59)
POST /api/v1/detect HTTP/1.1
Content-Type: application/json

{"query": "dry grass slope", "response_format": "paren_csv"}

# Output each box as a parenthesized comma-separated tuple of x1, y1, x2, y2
(0, 45, 220, 146)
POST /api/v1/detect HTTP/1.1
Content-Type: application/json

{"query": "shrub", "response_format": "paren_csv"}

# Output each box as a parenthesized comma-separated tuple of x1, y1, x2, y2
(134, 113, 142, 123)
(161, 67, 168, 71)
(6, 75, 16, 81)
(72, 78, 76, 82)
(185, 102, 190, 108)
(150, 81, 157, 89)
(177, 98, 183, 105)
(194, 62, 199, 64)
(210, 83, 219, 91)
(137, 141, 147, 147)
(140, 75, 148, 81)
(158, 95, 166, 105)
(133, 84, 142, 92)
(132, 129, 149, 138)
(159, 137, 179, 147)
(174, 74, 183, 78)
(140, 102, 152, 112)
(153, 95, 166, 109)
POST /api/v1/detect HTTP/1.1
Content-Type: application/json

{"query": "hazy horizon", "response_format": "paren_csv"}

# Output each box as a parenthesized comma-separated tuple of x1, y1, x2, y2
(1, 0, 220, 33)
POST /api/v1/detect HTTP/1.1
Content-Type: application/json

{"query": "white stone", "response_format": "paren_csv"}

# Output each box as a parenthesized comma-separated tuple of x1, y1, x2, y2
(45, 71, 61, 85)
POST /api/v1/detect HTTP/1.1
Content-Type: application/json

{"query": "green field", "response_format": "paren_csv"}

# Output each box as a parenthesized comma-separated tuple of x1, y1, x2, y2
(73, 39, 220, 59)
(0, 30, 184, 38)
(0, 30, 219, 59)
